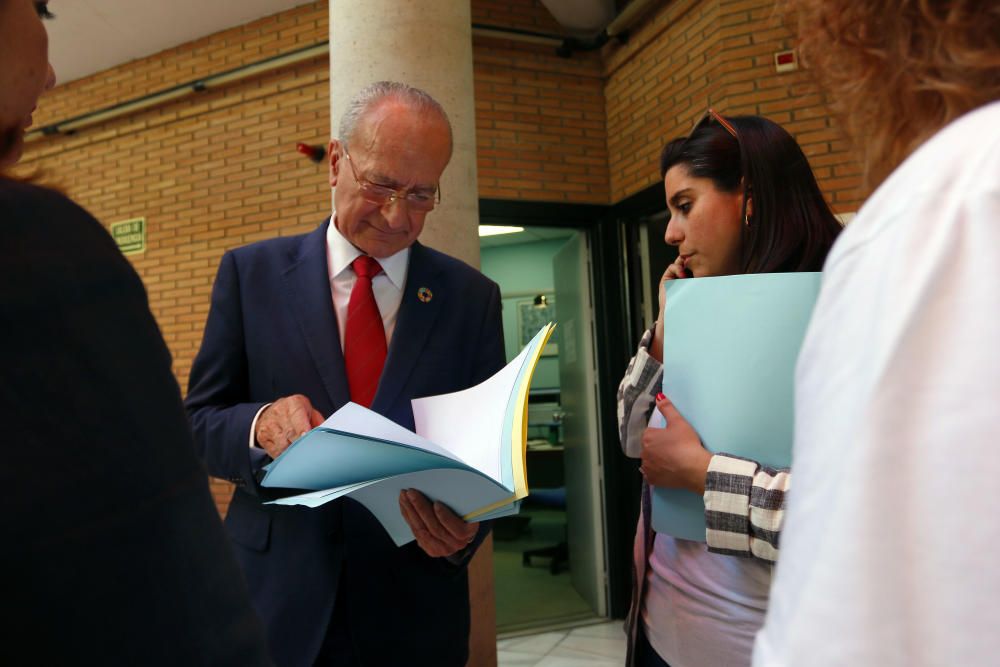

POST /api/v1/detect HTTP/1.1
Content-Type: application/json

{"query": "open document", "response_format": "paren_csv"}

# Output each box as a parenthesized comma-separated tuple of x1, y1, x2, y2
(651, 273, 822, 541)
(260, 323, 556, 546)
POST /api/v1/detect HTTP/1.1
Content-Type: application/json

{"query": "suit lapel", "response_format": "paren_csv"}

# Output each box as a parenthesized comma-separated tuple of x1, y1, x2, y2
(282, 218, 349, 412)
(372, 242, 444, 413)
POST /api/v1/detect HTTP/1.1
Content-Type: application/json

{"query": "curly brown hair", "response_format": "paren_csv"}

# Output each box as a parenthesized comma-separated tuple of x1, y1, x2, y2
(780, 0, 1000, 188)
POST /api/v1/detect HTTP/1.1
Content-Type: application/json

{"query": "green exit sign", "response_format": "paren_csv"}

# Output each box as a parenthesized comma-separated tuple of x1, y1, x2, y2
(111, 218, 146, 255)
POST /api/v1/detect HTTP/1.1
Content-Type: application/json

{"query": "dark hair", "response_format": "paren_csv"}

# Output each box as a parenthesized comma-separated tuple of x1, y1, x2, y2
(659, 115, 842, 274)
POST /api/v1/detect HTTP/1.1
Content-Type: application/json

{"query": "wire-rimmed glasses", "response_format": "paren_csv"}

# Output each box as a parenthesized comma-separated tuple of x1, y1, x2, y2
(342, 146, 441, 212)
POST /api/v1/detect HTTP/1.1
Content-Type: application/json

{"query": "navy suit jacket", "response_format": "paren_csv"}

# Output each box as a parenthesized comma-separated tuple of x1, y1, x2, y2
(185, 219, 505, 666)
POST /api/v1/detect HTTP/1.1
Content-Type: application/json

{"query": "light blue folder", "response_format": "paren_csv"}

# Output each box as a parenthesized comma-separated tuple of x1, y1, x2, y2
(651, 272, 822, 541)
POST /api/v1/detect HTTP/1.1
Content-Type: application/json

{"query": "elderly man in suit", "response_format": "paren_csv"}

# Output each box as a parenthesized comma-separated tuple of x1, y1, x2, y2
(185, 81, 505, 667)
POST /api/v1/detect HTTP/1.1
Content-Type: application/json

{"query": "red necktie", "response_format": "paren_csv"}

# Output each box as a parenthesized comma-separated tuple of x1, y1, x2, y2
(343, 256, 387, 407)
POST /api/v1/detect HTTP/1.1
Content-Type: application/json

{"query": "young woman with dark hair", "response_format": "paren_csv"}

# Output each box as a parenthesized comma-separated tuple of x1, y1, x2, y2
(662, 115, 841, 274)
(618, 111, 841, 667)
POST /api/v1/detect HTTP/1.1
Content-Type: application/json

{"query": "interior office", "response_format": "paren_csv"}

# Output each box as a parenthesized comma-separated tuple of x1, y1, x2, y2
(481, 229, 587, 632)
(477, 191, 680, 635)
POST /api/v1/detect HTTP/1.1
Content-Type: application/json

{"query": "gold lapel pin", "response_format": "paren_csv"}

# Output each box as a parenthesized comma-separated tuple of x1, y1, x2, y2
(417, 286, 433, 303)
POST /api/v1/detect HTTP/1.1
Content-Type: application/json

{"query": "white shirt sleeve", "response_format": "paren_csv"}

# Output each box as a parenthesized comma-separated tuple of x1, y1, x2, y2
(248, 403, 271, 449)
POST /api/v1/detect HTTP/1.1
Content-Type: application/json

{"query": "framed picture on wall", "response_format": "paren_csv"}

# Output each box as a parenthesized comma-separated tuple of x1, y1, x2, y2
(517, 296, 558, 356)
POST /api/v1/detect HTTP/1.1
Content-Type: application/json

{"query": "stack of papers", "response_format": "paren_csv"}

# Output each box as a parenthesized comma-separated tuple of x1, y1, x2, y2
(260, 323, 556, 545)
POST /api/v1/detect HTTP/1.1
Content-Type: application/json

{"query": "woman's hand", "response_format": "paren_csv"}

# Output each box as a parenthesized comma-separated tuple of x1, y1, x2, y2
(650, 256, 689, 362)
(640, 393, 712, 494)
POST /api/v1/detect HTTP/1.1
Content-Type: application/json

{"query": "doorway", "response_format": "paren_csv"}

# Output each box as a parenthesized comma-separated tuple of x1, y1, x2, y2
(479, 224, 609, 634)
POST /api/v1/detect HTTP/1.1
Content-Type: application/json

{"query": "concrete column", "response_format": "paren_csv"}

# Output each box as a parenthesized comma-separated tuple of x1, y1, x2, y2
(328, 4, 496, 667)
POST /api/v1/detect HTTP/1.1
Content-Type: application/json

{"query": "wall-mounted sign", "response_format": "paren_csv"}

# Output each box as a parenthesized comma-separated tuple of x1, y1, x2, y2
(110, 217, 146, 255)
(774, 49, 798, 73)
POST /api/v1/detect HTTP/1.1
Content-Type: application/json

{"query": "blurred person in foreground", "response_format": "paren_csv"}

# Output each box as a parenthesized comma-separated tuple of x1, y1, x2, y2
(0, 1, 271, 663)
(754, 1, 1000, 665)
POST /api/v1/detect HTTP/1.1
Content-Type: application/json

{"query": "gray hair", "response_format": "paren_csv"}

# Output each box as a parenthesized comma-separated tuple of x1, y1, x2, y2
(338, 81, 453, 151)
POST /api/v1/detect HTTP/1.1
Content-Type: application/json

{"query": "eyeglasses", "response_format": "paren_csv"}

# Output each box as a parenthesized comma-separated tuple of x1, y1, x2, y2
(342, 146, 441, 212)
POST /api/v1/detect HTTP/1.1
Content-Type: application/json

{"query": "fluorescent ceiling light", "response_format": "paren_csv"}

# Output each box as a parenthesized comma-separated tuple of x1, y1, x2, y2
(478, 225, 524, 237)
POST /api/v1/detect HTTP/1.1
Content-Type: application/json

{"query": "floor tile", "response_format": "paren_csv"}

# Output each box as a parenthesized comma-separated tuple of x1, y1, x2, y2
(555, 634, 626, 660)
(569, 621, 626, 640)
(498, 631, 566, 656)
(497, 649, 545, 666)
(497, 619, 625, 667)
(534, 654, 621, 667)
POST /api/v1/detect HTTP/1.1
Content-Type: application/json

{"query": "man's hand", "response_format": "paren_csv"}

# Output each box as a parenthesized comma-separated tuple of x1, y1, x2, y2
(399, 489, 479, 558)
(254, 394, 324, 459)
(640, 394, 712, 494)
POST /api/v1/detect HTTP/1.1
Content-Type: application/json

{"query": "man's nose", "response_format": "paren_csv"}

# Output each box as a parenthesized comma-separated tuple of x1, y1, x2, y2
(381, 196, 409, 229)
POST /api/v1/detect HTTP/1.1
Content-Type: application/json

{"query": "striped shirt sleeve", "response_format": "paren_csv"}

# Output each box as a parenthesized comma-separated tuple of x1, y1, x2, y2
(617, 329, 663, 459)
(618, 329, 791, 562)
(704, 454, 790, 562)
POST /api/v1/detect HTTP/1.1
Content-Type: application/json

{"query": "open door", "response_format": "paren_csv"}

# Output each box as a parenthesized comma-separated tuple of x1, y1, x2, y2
(553, 233, 608, 615)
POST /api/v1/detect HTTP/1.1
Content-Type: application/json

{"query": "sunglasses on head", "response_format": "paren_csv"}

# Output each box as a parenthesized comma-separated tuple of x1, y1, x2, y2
(691, 107, 739, 140)
(689, 108, 752, 226)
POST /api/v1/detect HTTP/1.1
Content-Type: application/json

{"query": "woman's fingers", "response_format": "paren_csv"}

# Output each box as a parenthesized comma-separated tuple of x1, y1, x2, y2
(664, 256, 687, 281)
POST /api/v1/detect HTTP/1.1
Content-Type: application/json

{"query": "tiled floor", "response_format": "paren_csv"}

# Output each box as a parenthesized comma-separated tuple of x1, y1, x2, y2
(497, 620, 625, 666)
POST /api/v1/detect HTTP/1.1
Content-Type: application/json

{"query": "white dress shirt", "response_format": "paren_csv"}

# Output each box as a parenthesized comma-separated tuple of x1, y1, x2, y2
(325, 216, 409, 349)
(249, 216, 410, 447)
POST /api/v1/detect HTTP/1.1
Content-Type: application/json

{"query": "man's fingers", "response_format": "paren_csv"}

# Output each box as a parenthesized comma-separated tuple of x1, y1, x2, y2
(400, 492, 453, 557)
(432, 502, 476, 542)
(404, 489, 433, 514)
(406, 491, 456, 544)
(267, 395, 318, 436)
(286, 398, 315, 435)
(399, 492, 424, 531)
(401, 491, 438, 539)
(407, 491, 469, 551)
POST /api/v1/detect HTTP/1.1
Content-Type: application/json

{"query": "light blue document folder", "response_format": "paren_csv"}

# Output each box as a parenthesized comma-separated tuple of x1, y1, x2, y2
(651, 272, 822, 541)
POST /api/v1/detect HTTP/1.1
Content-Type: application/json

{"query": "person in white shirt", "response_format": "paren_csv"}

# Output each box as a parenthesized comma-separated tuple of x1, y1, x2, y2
(618, 112, 842, 667)
(754, 1, 1000, 665)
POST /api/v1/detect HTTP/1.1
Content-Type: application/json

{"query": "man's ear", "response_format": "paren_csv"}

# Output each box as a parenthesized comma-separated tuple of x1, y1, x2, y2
(746, 193, 754, 219)
(328, 139, 341, 188)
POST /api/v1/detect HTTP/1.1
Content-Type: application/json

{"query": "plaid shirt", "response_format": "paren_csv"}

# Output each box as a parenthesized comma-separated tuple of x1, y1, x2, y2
(617, 329, 789, 562)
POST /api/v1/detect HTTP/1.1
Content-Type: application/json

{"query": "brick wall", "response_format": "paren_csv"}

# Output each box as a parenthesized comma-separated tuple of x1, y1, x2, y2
(23, 4, 332, 513)
(18, 0, 864, 515)
(473, 37, 608, 203)
(603, 0, 865, 212)
(471, 0, 608, 205)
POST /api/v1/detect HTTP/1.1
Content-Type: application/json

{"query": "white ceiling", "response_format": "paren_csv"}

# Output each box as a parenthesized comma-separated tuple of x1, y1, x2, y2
(47, 0, 315, 84)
